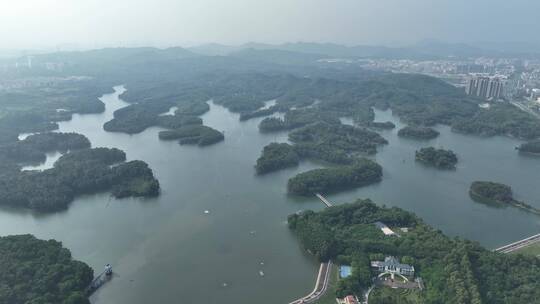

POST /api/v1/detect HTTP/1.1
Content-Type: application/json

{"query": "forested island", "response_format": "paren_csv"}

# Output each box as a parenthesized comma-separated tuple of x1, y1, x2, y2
(0, 147, 159, 212)
(0, 234, 93, 304)
(469, 181, 540, 215)
(365, 121, 396, 130)
(398, 126, 440, 140)
(255, 143, 299, 174)
(287, 158, 382, 195)
(415, 147, 458, 169)
(0, 132, 90, 164)
(258, 108, 341, 133)
(158, 125, 224, 146)
(517, 140, 540, 155)
(288, 200, 540, 303)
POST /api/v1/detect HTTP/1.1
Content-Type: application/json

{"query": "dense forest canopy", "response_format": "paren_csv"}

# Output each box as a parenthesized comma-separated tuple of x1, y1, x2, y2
(0, 147, 159, 212)
(398, 126, 440, 140)
(287, 158, 382, 195)
(0, 132, 90, 164)
(0, 234, 93, 304)
(415, 147, 458, 169)
(288, 200, 540, 303)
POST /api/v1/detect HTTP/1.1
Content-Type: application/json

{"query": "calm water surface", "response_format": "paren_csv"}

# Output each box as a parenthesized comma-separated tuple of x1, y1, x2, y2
(1, 86, 539, 303)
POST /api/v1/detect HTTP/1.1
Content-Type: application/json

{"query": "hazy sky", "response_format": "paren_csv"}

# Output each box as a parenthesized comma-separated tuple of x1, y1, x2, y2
(1, 0, 539, 50)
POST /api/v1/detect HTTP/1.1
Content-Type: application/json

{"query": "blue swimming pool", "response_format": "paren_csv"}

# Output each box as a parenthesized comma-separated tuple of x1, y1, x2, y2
(340, 265, 352, 278)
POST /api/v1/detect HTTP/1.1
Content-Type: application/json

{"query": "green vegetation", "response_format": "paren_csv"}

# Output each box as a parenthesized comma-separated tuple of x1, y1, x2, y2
(370, 287, 423, 304)
(415, 147, 458, 169)
(469, 181, 540, 215)
(0, 79, 110, 143)
(0, 148, 159, 212)
(258, 108, 341, 132)
(290, 122, 388, 159)
(287, 159, 382, 195)
(0, 234, 93, 304)
(288, 200, 540, 303)
(158, 125, 224, 146)
(365, 121, 396, 130)
(255, 143, 299, 174)
(517, 140, 540, 154)
(510, 242, 540, 257)
(398, 126, 440, 140)
(452, 104, 540, 140)
(0, 132, 90, 164)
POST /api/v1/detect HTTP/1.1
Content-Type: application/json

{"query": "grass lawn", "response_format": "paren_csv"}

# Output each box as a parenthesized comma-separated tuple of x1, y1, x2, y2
(316, 264, 339, 304)
(511, 242, 540, 257)
(369, 286, 423, 304)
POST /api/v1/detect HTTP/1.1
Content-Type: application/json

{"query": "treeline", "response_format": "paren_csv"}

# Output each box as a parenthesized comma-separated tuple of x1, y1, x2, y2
(288, 200, 540, 303)
(398, 126, 440, 140)
(0, 148, 160, 212)
(158, 125, 224, 146)
(415, 147, 458, 169)
(0, 234, 93, 304)
(287, 159, 382, 195)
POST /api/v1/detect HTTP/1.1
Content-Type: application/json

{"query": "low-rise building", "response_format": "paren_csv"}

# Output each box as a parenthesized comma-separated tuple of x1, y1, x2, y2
(371, 256, 415, 277)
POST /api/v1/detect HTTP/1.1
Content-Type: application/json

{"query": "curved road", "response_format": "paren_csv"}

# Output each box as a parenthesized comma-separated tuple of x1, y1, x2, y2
(289, 261, 333, 304)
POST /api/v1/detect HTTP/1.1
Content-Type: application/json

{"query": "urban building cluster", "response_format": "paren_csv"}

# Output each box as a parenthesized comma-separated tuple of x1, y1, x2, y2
(466, 76, 504, 100)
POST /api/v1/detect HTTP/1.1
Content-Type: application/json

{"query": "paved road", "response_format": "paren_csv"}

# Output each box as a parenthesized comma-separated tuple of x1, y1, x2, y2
(510, 101, 540, 119)
(289, 261, 333, 304)
(494, 233, 540, 254)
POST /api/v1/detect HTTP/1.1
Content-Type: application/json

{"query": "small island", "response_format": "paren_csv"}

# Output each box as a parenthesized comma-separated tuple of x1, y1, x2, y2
(469, 181, 540, 215)
(517, 140, 540, 155)
(0, 234, 93, 304)
(365, 121, 396, 130)
(398, 126, 439, 140)
(287, 158, 382, 195)
(255, 143, 299, 174)
(158, 125, 224, 146)
(415, 147, 458, 169)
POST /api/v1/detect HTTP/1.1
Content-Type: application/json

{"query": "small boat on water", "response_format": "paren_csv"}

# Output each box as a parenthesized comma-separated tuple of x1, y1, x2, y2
(259, 270, 265, 277)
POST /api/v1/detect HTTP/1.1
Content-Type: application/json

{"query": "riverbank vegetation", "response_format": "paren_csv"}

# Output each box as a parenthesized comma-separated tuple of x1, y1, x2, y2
(0, 234, 93, 304)
(287, 159, 382, 195)
(288, 200, 540, 303)
(469, 181, 540, 215)
(398, 126, 440, 140)
(415, 147, 458, 169)
(0, 148, 159, 212)
(365, 121, 396, 130)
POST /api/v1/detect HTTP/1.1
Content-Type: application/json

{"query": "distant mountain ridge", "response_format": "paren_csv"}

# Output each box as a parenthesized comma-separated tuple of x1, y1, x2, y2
(189, 40, 540, 59)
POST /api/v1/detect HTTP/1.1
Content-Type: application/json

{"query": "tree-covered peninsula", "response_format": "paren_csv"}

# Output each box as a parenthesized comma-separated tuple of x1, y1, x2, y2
(415, 147, 458, 169)
(255, 143, 300, 174)
(469, 181, 540, 215)
(0, 234, 93, 304)
(397, 126, 440, 140)
(0, 132, 90, 164)
(287, 158, 382, 195)
(0, 148, 160, 212)
(288, 200, 540, 303)
(517, 140, 540, 155)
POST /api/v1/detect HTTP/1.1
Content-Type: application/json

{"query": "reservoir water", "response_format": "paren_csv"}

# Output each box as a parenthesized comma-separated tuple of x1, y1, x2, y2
(1, 86, 539, 303)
